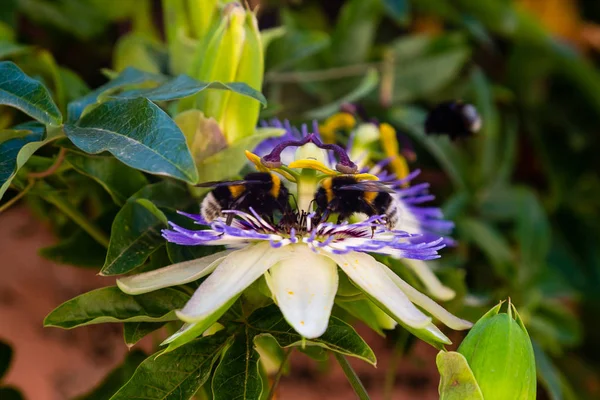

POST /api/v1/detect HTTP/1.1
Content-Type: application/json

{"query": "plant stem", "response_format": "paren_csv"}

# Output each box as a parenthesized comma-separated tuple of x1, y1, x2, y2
(45, 193, 110, 248)
(267, 348, 292, 400)
(27, 147, 67, 178)
(266, 62, 382, 83)
(0, 180, 35, 214)
(333, 352, 371, 400)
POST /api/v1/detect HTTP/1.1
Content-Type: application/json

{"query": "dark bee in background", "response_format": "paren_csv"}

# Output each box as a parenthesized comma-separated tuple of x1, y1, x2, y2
(424, 101, 481, 140)
(314, 176, 400, 229)
(199, 172, 291, 224)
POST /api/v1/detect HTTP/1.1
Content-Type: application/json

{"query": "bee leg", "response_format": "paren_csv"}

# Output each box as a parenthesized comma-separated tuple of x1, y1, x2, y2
(225, 213, 235, 226)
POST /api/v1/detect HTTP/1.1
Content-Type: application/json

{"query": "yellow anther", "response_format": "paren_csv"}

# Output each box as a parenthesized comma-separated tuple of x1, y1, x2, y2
(245, 150, 269, 172)
(319, 112, 357, 143)
(379, 122, 410, 183)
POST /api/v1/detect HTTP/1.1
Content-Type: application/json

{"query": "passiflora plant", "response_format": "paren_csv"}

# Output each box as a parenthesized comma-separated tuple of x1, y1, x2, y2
(0, 0, 548, 399)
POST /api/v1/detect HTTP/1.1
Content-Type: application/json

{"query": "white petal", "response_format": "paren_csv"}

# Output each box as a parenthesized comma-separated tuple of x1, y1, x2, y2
(383, 267, 472, 330)
(403, 259, 456, 301)
(269, 247, 338, 338)
(177, 242, 291, 323)
(323, 251, 431, 329)
(116, 250, 232, 295)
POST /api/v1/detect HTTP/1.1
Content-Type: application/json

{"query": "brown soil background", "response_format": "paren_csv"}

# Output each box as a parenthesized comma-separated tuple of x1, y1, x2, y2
(0, 207, 442, 399)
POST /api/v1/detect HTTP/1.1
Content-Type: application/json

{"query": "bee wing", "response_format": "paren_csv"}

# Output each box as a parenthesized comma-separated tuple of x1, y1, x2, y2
(195, 179, 266, 188)
(337, 181, 395, 193)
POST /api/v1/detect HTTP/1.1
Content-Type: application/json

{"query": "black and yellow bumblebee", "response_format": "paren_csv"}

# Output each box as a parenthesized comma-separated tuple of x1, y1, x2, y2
(199, 172, 291, 223)
(424, 101, 481, 140)
(314, 176, 400, 229)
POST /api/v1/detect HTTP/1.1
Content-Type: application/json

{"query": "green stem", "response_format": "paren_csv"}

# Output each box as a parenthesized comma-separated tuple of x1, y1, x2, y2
(333, 352, 371, 400)
(45, 192, 110, 248)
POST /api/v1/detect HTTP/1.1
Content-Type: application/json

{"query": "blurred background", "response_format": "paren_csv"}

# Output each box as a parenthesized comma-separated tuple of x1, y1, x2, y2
(1, 0, 600, 399)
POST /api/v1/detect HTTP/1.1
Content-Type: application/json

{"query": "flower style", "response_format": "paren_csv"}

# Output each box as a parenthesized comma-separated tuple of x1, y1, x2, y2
(117, 122, 472, 347)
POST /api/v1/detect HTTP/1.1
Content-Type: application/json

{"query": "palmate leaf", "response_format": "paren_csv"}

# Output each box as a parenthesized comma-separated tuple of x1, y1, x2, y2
(67, 67, 165, 121)
(247, 304, 376, 365)
(64, 98, 198, 183)
(0, 123, 45, 200)
(123, 322, 166, 348)
(101, 199, 168, 276)
(65, 151, 148, 206)
(212, 326, 262, 400)
(44, 286, 189, 329)
(0, 61, 62, 125)
(111, 74, 267, 106)
(110, 333, 232, 400)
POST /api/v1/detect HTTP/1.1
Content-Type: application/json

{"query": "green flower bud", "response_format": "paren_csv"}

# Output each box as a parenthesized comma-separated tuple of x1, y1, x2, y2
(457, 301, 536, 400)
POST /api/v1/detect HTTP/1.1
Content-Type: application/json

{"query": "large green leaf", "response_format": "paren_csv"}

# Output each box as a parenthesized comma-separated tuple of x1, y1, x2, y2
(101, 199, 168, 276)
(212, 327, 263, 400)
(124, 322, 166, 348)
(44, 286, 189, 329)
(65, 98, 198, 183)
(0, 61, 62, 124)
(0, 124, 45, 200)
(110, 333, 232, 400)
(75, 350, 147, 400)
(111, 74, 267, 106)
(65, 151, 148, 205)
(67, 67, 165, 121)
(196, 127, 285, 182)
(130, 180, 191, 210)
(247, 305, 376, 365)
(436, 351, 484, 400)
(266, 29, 330, 72)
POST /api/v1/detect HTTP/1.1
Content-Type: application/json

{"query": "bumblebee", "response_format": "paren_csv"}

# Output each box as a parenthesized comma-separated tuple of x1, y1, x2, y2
(314, 176, 400, 229)
(424, 101, 481, 140)
(199, 172, 291, 223)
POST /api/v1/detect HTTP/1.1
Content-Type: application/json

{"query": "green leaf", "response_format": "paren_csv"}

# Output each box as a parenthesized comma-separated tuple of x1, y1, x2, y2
(196, 127, 285, 182)
(304, 68, 379, 120)
(382, 0, 410, 25)
(75, 350, 147, 400)
(532, 341, 563, 400)
(65, 151, 148, 205)
(436, 351, 484, 400)
(0, 124, 45, 200)
(212, 327, 263, 400)
(68, 67, 165, 121)
(101, 198, 168, 276)
(129, 180, 190, 210)
(0, 340, 12, 380)
(390, 36, 471, 103)
(124, 322, 166, 348)
(65, 98, 198, 183)
(330, 0, 382, 66)
(112, 74, 267, 106)
(0, 61, 62, 124)
(247, 305, 376, 365)
(110, 333, 232, 400)
(44, 286, 188, 329)
(0, 41, 29, 59)
(266, 29, 330, 71)
(456, 217, 514, 279)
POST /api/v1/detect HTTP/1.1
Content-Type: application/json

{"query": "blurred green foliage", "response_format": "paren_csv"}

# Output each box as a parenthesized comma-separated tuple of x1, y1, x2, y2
(0, 0, 599, 399)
